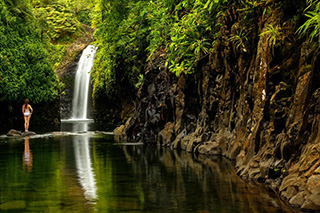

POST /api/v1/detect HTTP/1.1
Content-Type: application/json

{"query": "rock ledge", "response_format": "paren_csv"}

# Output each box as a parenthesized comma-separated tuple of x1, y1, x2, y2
(7, 129, 36, 137)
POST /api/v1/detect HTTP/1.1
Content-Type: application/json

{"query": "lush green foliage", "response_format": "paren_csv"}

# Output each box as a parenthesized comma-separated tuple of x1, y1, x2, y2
(91, 0, 314, 105)
(167, 0, 225, 75)
(33, 2, 82, 41)
(32, 0, 95, 25)
(91, 0, 232, 97)
(31, 0, 90, 70)
(92, 0, 147, 95)
(0, 0, 59, 103)
(297, 0, 320, 42)
(31, 0, 95, 70)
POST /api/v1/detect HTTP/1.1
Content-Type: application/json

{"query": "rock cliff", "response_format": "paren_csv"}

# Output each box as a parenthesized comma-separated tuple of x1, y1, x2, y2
(114, 3, 320, 210)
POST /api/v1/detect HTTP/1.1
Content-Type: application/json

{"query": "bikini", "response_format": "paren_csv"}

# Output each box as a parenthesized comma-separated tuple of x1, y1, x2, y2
(24, 107, 30, 117)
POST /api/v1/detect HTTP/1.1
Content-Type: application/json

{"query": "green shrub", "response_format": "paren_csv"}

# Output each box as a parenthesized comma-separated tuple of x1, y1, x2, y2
(0, 0, 59, 104)
(33, 2, 83, 41)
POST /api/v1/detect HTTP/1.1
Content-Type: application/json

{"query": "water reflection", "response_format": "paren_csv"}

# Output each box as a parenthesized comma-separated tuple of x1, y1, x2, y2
(60, 119, 95, 132)
(0, 130, 296, 212)
(23, 136, 32, 173)
(119, 146, 295, 213)
(72, 122, 97, 202)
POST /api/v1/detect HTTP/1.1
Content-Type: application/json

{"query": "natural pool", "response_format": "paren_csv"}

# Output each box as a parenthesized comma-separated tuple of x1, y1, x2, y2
(0, 122, 296, 212)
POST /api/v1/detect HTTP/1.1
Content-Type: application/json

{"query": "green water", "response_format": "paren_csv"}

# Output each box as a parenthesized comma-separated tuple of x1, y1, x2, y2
(0, 122, 295, 212)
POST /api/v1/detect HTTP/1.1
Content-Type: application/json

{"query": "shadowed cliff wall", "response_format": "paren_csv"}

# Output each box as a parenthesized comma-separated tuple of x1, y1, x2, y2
(113, 1, 320, 210)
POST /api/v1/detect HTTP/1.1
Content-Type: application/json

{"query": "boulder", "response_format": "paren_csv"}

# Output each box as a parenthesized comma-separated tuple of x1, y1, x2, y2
(197, 142, 221, 155)
(301, 194, 320, 210)
(6, 129, 21, 137)
(289, 192, 305, 207)
(6, 129, 36, 137)
(114, 125, 125, 142)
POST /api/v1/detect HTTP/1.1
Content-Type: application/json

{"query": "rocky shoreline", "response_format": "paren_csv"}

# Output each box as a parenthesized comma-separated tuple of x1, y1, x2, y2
(113, 39, 320, 210)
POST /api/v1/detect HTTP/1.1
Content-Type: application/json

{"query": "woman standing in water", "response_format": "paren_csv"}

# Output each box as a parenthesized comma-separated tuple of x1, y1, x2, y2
(22, 99, 33, 132)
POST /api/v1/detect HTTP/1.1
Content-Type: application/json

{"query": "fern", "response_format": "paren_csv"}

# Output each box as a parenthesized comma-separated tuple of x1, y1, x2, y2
(229, 30, 248, 51)
(297, 0, 320, 42)
(260, 24, 282, 55)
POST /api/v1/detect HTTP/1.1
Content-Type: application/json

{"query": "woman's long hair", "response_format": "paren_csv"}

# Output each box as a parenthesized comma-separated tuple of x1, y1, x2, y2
(24, 99, 29, 109)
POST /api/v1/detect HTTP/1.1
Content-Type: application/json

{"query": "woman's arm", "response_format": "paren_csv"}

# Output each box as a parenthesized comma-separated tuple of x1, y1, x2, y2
(22, 105, 25, 114)
(29, 105, 33, 114)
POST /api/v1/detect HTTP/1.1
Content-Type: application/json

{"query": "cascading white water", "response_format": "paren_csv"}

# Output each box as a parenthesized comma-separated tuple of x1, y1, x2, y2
(71, 45, 97, 120)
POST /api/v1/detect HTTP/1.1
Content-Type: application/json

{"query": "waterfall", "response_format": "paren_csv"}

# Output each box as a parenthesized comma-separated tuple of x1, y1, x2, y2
(71, 45, 97, 120)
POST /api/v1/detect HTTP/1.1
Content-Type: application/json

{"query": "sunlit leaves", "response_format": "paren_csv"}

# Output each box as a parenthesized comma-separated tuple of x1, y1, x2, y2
(92, 0, 149, 94)
(33, 3, 82, 41)
(260, 24, 283, 55)
(0, 0, 59, 103)
(146, 0, 172, 60)
(167, 0, 220, 75)
(229, 30, 248, 50)
(297, 0, 320, 42)
(91, 0, 232, 99)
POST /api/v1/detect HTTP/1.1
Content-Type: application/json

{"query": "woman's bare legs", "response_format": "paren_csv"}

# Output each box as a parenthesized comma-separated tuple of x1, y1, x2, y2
(24, 115, 31, 132)
(24, 116, 27, 132)
(26, 115, 31, 132)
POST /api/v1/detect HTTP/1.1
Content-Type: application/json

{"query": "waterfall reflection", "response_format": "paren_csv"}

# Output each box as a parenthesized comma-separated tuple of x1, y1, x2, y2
(23, 136, 33, 173)
(73, 122, 97, 202)
(72, 122, 89, 132)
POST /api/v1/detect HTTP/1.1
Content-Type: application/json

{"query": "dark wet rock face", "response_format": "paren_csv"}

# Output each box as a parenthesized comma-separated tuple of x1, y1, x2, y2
(115, 51, 177, 144)
(59, 50, 83, 119)
(113, 6, 320, 213)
